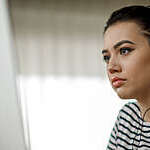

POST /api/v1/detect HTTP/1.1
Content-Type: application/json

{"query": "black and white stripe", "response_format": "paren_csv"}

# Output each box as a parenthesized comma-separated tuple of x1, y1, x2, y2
(107, 102, 150, 150)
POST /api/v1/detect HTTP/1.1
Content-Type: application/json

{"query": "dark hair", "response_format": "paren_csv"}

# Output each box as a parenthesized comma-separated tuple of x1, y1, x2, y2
(104, 5, 150, 41)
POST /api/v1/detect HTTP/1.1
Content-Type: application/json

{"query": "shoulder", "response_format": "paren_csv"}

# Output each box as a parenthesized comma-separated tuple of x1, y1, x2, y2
(120, 101, 140, 113)
(117, 101, 141, 122)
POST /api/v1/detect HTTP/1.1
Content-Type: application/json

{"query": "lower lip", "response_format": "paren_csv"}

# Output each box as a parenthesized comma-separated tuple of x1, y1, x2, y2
(112, 80, 126, 88)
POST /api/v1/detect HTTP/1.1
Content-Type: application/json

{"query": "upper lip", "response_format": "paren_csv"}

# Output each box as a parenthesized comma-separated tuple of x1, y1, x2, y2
(111, 76, 126, 83)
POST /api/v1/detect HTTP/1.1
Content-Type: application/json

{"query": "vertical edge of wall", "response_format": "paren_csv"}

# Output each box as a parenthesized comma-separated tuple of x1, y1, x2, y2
(0, 0, 28, 150)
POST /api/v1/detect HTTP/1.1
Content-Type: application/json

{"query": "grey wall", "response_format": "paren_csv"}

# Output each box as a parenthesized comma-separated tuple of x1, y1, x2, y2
(10, 0, 150, 78)
(0, 1, 27, 150)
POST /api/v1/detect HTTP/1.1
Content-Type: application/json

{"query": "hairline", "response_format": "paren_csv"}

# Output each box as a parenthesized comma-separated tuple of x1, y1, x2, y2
(103, 20, 150, 45)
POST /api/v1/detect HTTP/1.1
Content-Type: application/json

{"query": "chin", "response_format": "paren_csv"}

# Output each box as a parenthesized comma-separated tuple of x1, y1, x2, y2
(115, 88, 135, 99)
(117, 93, 132, 99)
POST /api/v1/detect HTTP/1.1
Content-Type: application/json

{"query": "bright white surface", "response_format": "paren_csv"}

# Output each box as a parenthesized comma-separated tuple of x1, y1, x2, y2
(19, 76, 129, 150)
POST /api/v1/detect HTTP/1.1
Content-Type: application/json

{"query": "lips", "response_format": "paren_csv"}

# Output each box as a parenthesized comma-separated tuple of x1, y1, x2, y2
(111, 77, 126, 88)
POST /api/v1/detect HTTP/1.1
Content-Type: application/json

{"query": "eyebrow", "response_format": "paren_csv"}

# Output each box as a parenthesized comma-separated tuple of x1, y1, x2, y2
(102, 40, 135, 54)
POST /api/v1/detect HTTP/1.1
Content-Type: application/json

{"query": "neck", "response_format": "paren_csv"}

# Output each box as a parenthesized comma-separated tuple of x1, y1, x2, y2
(137, 101, 150, 122)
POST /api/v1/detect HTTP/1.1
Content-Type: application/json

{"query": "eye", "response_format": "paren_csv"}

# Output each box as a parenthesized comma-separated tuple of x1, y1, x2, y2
(103, 55, 110, 63)
(120, 47, 132, 55)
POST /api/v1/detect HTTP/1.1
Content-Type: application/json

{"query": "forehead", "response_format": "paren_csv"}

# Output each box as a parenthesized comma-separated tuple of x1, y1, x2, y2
(103, 22, 142, 49)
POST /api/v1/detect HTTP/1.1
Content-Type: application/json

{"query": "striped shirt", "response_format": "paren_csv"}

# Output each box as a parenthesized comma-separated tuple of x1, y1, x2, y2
(107, 102, 150, 150)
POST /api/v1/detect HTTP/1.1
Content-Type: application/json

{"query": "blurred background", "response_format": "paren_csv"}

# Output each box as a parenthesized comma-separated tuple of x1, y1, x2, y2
(3, 0, 150, 150)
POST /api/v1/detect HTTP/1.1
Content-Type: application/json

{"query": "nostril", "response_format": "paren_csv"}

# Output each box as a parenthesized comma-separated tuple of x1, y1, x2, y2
(108, 65, 122, 74)
(109, 68, 117, 74)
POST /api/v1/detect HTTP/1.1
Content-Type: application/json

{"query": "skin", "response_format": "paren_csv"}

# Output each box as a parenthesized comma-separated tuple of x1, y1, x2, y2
(103, 21, 150, 122)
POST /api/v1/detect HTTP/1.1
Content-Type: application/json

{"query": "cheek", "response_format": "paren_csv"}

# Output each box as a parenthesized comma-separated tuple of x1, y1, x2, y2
(123, 53, 150, 85)
(121, 58, 138, 78)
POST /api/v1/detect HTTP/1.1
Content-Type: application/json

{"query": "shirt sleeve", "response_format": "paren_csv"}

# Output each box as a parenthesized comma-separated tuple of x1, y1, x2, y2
(106, 112, 120, 150)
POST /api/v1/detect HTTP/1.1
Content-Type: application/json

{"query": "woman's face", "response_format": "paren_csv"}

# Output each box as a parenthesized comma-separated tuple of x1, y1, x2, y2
(103, 21, 150, 100)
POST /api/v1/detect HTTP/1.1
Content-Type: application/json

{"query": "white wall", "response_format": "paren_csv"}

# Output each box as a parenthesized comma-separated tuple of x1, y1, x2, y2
(0, 1, 27, 150)
(10, 0, 150, 77)
(8, 1, 150, 150)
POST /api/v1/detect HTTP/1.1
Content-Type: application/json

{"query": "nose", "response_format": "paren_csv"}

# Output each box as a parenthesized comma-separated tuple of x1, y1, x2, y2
(107, 58, 122, 74)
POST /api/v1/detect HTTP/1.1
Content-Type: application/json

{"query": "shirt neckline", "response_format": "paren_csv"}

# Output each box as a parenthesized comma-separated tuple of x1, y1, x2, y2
(135, 101, 150, 126)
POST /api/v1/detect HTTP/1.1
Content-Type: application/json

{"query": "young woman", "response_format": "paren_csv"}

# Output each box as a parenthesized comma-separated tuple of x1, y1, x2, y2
(102, 5, 150, 149)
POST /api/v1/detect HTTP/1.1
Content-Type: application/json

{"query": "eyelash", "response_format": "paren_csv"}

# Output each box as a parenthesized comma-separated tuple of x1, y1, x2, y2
(103, 47, 133, 63)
